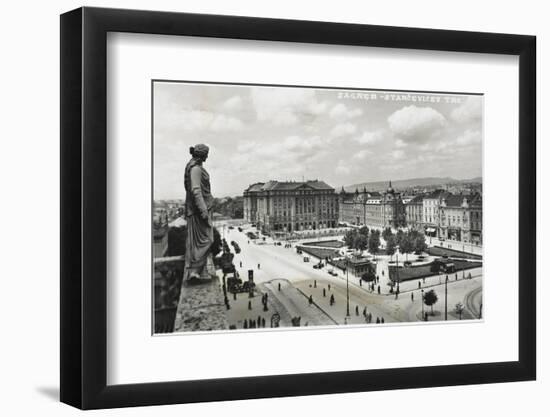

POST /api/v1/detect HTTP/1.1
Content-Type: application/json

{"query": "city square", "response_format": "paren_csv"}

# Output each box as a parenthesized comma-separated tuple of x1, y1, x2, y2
(152, 81, 483, 333)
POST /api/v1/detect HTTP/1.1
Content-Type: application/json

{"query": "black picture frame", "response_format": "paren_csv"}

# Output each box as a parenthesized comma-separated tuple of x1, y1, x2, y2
(60, 6, 536, 410)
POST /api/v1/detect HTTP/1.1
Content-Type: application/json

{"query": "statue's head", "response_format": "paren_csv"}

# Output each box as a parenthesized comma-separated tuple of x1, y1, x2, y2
(189, 143, 209, 162)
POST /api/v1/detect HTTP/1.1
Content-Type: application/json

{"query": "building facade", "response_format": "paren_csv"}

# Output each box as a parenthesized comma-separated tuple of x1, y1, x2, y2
(338, 182, 406, 230)
(405, 194, 424, 231)
(440, 193, 483, 245)
(243, 180, 339, 234)
(422, 189, 449, 238)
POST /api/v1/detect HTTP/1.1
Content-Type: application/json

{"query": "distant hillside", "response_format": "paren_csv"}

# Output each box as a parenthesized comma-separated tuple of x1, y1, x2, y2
(344, 177, 482, 192)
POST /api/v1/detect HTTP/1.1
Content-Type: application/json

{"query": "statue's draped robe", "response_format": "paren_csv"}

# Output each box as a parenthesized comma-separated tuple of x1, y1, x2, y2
(184, 158, 214, 278)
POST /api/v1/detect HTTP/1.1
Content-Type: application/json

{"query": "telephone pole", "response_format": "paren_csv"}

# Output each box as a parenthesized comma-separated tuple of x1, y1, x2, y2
(444, 275, 448, 320)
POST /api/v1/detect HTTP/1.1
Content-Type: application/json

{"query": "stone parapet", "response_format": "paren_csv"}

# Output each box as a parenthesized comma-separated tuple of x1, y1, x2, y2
(173, 275, 228, 332)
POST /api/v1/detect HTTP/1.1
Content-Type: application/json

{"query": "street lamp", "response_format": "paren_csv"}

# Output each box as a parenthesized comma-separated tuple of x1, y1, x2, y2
(421, 289, 425, 320)
(346, 257, 350, 317)
(444, 275, 448, 320)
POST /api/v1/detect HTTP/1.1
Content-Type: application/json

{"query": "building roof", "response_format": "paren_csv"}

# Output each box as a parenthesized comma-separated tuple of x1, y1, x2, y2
(406, 194, 424, 205)
(443, 194, 466, 207)
(244, 182, 265, 193)
(425, 189, 450, 200)
(247, 180, 335, 192)
(443, 192, 483, 208)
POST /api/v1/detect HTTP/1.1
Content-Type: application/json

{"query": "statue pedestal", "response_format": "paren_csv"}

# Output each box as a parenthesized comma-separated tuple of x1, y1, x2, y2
(173, 269, 228, 332)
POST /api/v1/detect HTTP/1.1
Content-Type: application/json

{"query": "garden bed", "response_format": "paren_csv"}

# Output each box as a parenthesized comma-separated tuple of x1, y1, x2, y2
(389, 259, 482, 282)
(302, 239, 344, 248)
(297, 245, 339, 261)
(426, 245, 482, 260)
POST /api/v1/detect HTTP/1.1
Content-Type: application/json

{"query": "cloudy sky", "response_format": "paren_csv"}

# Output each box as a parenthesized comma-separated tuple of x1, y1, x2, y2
(153, 81, 482, 200)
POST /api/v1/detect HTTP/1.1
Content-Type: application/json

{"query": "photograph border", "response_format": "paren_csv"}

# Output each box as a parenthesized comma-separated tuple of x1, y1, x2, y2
(150, 78, 485, 335)
(61, 6, 536, 409)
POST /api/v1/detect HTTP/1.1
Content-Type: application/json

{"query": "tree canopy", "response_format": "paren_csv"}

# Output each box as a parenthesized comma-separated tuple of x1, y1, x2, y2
(423, 289, 438, 314)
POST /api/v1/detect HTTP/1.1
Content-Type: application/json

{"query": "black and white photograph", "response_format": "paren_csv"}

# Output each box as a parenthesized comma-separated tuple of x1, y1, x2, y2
(152, 81, 484, 333)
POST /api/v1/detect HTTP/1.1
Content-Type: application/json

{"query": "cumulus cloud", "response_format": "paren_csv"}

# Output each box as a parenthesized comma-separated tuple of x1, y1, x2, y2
(250, 88, 327, 126)
(335, 159, 351, 175)
(455, 129, 482, 146)
(353, 129, 385, 145)
(330, 122, 357, 138)
(353, 149, 372, 160)
(388, 105, 446, 142)
(221, 95, 243, 112)
(451, 97, 482, 124)
(391, 149, 406, 160)
(329, 103, 363, 121)
(163, 109, 244, 133)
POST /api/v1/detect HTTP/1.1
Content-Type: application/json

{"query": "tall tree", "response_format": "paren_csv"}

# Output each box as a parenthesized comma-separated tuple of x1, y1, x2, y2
(368, 230, 381, 259)
(344, 229, 357, 248)
(354, 233, 368, 251)
(424, 289, 438, 315)
(358, 226, 370, 237)
(395, 229, 405, 248)
(414, 233, 428, 254)
(382, 227, 393, 242)
(385, 235, 396, 261)
(399, 233, 414, 261)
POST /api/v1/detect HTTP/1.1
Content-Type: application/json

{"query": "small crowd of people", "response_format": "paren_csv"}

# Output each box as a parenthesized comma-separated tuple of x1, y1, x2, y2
(242, 316, 266, 329)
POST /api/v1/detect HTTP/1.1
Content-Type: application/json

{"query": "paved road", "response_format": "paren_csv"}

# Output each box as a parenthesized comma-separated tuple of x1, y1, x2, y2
(465, 286, 483, 319)
(224, 224, 483, 325)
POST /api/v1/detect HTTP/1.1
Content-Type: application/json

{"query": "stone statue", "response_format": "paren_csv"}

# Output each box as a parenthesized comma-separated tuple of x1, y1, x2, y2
(183, 144, 216, 283)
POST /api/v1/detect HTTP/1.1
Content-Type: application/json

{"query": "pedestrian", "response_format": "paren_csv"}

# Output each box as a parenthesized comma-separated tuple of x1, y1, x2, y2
(376, 275, 379, 283)
(328, 284, 331, 291)
(262, 317, 266, 328)
(258, 263, 260, 269)
(248, 300, 252, 310)
(377, 285, 380, 294)
(411, 292, 414, 301)
(418, 281, 421, 289)
(278, 282, 281, 291)
(240, 261, 242, 267)
(330, 294, 335, 306)
(355, 305, 359, 316)
(376, 317, 380, 324)
(323, 288, 326, 297)
(363, 307, 367, 317)
(381, 317, 385, 324)
(314, 280, 317, 288)
(309, 295, 313, 305)
(257, 316, 261, 327)
(382, 270, 384, 277)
